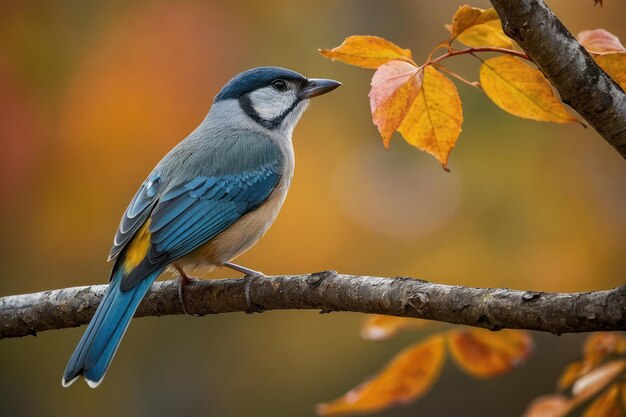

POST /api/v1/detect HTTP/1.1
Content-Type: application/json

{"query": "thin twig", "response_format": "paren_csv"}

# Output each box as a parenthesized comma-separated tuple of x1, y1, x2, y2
(426, 46, 530, 67)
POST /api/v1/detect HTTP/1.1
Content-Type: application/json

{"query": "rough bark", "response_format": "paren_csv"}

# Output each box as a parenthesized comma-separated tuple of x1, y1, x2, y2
(490, 0, 626, 158)
(1, 272, 624, 339)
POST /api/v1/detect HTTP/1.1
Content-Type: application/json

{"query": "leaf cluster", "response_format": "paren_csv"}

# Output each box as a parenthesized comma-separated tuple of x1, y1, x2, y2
(320, 5, 626, 171)
(317, 316, 533, 415)
(523, 333, 626, 417)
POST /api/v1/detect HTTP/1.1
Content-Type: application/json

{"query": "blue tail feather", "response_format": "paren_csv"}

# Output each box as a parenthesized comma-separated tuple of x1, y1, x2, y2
(62, 267, 162, 388)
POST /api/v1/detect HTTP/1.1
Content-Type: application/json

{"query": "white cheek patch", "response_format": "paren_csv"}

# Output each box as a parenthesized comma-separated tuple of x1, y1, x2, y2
(279, 99, 310, 137)
(249, 86, 297, 121)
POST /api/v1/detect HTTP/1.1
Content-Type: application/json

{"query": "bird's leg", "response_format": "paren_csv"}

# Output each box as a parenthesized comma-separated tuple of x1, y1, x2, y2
(223, 262, 263, 276)
(174, 265, 201, 317)
(222, 262, 264, 314)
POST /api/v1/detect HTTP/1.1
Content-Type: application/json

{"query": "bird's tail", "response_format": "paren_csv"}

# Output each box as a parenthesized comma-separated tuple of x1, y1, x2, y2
(62, 266, 162, 388)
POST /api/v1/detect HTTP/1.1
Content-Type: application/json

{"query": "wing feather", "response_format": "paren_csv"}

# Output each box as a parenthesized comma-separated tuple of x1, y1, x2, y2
(119, 160, 281, 291)
(108, 172, 162, 261)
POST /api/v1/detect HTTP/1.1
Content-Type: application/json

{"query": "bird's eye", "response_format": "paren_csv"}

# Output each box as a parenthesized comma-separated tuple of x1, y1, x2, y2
(271, 79, 287, 91)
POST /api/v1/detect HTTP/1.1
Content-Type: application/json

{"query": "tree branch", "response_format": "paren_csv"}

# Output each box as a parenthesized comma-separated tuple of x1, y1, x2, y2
(490, 0, 626, 158)
(1, 272, 624, 339)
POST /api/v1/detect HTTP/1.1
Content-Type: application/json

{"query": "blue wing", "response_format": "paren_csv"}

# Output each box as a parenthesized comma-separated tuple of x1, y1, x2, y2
(119, 160, 281, 291)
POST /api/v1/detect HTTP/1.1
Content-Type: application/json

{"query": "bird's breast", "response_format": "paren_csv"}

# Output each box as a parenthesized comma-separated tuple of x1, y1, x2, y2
(175, 160, 294, 276)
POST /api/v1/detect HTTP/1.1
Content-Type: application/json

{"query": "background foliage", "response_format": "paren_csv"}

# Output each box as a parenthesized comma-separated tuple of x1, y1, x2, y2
(0, 1, 624, 416)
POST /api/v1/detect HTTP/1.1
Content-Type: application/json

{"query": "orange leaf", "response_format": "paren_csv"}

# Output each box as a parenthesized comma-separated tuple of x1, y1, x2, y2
(572, 360, 626, 402)
(582, 333, 626, 372)
(317, 334, 446, 416)
(361, 315, 436, 341)
(557, 361, 584, 391)
(448, 5, 513, 48)
(594, 53, 626, 90)
(582, 384, 621, 417)
(577, 29, 626, 54)
(396, 66, 463, 170)
(447, 329, 534, 378)
(369, 60, 422, 147)
(319, 36, 414, 69)
(480, 55, 578, 124)
(522, 394, 574, 417)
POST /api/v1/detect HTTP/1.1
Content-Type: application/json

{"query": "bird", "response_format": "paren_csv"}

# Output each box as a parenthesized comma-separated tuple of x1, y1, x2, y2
(62, 66, 340, 388)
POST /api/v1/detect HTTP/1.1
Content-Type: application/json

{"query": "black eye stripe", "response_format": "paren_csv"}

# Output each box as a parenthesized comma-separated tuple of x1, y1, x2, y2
(239, 94, 303, 130)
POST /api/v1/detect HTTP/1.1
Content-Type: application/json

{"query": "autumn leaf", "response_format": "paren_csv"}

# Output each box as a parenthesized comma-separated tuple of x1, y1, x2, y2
(577, 29, 626, 54)
(594, 53, 626, 90)
(522, 394, 574, 417)
(319, 36, 414, 69)
(448, 5, 513, 48)
(369, 60, 422, 147)
(558, 333, 626, 391)
(557, 361, 584, 391)
(582, 332, 626, 372)
(527, 334, 626, 417)
(396, 66, 463, 170)
(361, 315, 435, 341)
(317, 334, 446, 416)
(572, 360, 626, 401)
(480, 55, 578, 124)
(447, 329, 534, 378)
(582, 384, 621, 417)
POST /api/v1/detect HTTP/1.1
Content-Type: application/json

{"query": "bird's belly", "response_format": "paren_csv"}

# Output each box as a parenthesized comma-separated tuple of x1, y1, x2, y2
(174, 184, 289, 276)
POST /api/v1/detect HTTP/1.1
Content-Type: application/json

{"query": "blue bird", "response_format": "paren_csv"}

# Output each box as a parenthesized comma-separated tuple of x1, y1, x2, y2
(62, 67, 340, 388)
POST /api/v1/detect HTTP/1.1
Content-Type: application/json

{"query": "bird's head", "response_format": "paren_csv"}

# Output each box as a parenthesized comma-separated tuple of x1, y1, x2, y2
(213, 66, 340, 134)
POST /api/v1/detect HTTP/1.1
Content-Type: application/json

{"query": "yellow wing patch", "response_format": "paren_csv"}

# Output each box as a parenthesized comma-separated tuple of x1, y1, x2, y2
(122, 219, 152, 274)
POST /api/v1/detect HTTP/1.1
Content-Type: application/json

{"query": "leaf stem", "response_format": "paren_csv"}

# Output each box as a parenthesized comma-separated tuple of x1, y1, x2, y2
(426, 41, 451, 62)
(426, 46, 530, 67)
(432, 64, 482, 90)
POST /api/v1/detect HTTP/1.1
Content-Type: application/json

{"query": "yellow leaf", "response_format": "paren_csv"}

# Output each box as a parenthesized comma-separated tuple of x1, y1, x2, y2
(317, 334, 446, 416)
(522, 394, 574, 417)
(361, 315, 436, 341)
(557, 361, 584, 391)
(397, 66, 463, 170)
(447, 329, 534, 378)
(582, 384, 621, 417)
(319, 36, 414, 69)
(369, 60, 422, 147)
(448, 5, 513, 48)
(480, 55, 578, 124)
(594, 53, 626, 90)
(572, 360, 626, 402)
(577, 29, 626, 54)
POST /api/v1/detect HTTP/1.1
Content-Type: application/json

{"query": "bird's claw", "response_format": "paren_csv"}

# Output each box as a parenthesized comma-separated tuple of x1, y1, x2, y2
(243, 273, 264, 314)
(221, 262, 264, 313)
(177, 273, 201, 317)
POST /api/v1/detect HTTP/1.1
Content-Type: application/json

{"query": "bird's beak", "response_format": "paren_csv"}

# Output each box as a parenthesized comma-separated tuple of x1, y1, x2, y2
(302, 78, 341, 98)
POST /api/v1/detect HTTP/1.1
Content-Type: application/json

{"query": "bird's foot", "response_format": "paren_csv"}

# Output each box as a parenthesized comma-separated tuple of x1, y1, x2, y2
(223, 262, 264, 314)
(243, 273, 265, 314)
(175, 265, 201, 317)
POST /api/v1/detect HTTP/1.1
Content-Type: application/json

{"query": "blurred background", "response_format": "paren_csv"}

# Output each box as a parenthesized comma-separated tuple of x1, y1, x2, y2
(0, 0, 624, 416)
